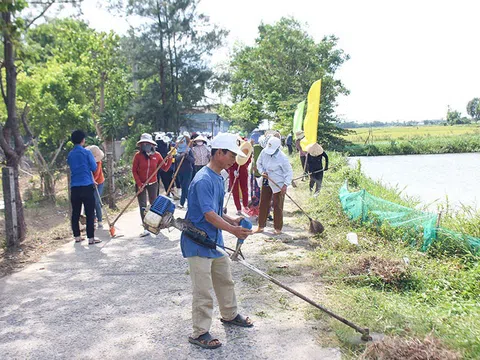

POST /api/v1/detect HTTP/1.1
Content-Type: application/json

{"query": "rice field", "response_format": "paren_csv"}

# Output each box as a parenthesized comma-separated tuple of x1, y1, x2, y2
(343, 124, 480, 143)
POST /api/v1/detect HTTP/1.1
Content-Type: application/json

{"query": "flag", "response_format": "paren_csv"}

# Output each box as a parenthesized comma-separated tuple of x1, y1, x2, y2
(292, 100, 305, 134)
(300, 79, 321, 150)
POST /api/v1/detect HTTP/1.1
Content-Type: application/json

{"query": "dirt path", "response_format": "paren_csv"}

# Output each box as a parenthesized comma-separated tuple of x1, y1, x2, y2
(0, 195, 340, 359)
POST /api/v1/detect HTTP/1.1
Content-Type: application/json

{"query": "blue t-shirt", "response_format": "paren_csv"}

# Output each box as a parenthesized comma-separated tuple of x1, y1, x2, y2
(180, 166, 225, 258)
(67, 145, 97, 188)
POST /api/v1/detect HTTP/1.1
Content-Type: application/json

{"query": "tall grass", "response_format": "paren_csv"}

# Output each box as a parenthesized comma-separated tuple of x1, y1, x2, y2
(289, 151, 480, 358)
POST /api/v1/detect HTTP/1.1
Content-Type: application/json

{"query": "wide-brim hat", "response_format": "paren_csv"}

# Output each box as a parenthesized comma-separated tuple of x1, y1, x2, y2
(86, 145, 104, 162)
(295, 130, 305, 140)
(193, 135, 207, 143)
(236, 140, 253, 165)
(264, 136, 281, 155)
(306, 143, 324, 156)
(137, 133, 157, 146)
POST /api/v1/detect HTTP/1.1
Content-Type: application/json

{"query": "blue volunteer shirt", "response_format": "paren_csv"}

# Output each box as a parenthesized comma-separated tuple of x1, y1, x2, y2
(67, 145, 97, 188)
(180, 166, 225, 258)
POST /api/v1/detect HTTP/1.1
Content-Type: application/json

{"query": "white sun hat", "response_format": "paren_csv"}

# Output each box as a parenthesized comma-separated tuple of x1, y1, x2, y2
(211, 133, 246, 158)
(264, 136, 281, 155)
(136, 133, 157, 146)
(86, 145, 104, 162)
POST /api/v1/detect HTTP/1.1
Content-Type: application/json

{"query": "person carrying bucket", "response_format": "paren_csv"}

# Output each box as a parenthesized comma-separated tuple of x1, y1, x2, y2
(132, 133, 173, 237)
(181, 132, 253, 349)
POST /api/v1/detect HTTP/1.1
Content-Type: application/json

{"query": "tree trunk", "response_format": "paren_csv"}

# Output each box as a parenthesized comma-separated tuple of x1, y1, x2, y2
(156, 1, 167, 129)
(42, 170, 56, 203)
(1, 11, 27, 243)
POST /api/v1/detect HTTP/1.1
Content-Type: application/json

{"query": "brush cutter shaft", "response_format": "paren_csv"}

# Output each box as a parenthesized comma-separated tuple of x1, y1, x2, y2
(216, 246, 369, 337)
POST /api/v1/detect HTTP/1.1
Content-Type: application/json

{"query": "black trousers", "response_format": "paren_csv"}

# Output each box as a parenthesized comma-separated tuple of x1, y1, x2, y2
(309, 171, 324, 193)
(71, 185, 95, 239)
(136, 183, 159, 220)
(158, 170, 173, 195)
(287, 144, 293, 155)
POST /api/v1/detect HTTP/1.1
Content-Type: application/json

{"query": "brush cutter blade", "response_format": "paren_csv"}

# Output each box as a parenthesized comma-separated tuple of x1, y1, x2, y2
(347, 332, 385, 345)
(309, 219, 325, 234)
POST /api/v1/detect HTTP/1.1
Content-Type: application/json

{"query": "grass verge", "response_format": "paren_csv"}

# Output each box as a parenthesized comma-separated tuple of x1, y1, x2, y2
(291, 151, 480, 359)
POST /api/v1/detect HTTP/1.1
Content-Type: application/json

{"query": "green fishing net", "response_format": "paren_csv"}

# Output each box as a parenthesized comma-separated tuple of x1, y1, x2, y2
(339, 182, 480, 254)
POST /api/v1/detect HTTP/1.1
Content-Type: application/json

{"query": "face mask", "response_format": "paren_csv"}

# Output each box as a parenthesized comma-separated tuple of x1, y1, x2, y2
(141, 144, 154, 155)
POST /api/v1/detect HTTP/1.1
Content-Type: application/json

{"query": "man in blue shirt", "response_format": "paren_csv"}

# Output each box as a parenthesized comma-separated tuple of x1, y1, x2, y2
(67, 130, 100, 245)
(181, 133, 253, 349)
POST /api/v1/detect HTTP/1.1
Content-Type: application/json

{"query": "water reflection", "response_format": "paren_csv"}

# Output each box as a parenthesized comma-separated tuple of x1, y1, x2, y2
(349, 153, 480, 211)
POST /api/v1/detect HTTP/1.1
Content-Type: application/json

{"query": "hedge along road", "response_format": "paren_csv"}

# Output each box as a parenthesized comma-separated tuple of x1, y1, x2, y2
(0, 199, 340, 359)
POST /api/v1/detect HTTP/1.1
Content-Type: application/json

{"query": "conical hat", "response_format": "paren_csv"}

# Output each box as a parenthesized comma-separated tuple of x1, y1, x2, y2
(236, 140, 253, 165)
(305, 143, 324, 156)
(86, 145, 104, 162)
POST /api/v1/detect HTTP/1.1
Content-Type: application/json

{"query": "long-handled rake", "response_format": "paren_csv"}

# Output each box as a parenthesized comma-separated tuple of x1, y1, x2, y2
(266, 176, 324, 234)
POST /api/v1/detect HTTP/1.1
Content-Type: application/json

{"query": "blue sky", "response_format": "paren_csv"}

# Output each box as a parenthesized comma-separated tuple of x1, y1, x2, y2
(77, 0, 480, 123)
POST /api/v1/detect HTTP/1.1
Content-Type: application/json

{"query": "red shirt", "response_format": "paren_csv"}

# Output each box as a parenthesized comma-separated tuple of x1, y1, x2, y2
(132, 151, 172, 188)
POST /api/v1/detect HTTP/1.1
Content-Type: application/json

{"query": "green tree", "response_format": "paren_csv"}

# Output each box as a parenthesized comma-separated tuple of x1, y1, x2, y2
(447, 106, 470, 125)
(218, 98, 263, 134)
(229, 17, 350, 146)
(0, 0, 80, 246)
(466, 98, 480, 121)
(18, 60, 92, 201)
(109, 0, 227, 132)
(25, 18, 133, 208)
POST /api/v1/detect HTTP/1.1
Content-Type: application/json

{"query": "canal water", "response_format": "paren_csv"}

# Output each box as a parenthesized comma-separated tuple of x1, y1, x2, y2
(349, 153, 480, 211)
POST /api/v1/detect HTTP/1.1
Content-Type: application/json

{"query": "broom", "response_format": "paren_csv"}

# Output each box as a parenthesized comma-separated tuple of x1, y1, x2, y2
(266, 175, 324, 234)
(93, 184, 122, 238)
(110, 145, 176, 235)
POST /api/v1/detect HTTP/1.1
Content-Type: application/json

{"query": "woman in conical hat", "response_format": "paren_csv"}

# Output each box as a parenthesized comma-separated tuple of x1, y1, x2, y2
(305, 143, 328, 197)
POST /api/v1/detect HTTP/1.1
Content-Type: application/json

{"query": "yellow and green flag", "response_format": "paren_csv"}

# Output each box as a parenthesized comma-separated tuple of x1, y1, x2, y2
(292, 100, 305, 134)
(300, 79, 321, 150)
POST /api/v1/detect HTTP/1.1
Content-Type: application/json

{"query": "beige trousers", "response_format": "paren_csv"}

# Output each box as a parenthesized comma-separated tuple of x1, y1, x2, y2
(188, 255, 238, 338)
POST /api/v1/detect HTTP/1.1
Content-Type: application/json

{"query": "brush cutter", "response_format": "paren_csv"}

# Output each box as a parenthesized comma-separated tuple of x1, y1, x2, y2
(292, 164, 339, 183)
(110, 146, 176, 235)
(266, 176, 324, 234)
(142, 194, 376, 343)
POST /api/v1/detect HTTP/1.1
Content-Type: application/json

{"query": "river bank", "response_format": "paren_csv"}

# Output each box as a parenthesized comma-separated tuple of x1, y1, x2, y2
(291, 151, 479, 358)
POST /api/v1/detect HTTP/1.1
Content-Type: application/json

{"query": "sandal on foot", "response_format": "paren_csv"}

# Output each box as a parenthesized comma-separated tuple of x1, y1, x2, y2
(221, 314, 253, 328)
(188, 332, 222, 349)
(88, 238, 102, 245)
